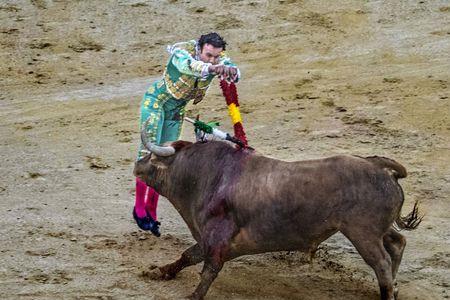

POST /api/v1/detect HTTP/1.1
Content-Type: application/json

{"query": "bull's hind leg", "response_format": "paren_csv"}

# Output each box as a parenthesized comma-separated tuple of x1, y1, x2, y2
(189, 256, 224, 300)
(153, 243, 204, 280)
(383, 228, 406, 297)
(189, 216, 235, 299)
(343, 230, 395, 300)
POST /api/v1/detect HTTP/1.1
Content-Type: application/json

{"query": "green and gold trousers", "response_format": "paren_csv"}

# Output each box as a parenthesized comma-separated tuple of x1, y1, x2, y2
(137, 80, 188, 160)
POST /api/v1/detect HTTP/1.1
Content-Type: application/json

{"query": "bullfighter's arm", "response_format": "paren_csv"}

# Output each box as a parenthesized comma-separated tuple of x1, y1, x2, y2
(169, 43, 241, 82)
(170, 48, 211, 78)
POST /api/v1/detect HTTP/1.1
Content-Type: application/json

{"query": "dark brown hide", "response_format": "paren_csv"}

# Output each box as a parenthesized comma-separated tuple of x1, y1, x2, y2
(134, 141, 420, 300)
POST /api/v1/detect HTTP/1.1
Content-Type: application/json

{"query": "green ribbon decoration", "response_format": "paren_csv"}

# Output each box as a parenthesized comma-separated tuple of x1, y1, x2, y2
(193, 120, 220, 134)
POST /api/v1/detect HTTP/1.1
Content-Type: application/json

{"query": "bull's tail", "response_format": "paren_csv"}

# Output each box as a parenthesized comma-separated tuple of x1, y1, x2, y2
(365, 156, 407, 179)
(395, 200, 423, 230)
(365, 156, 422, 230)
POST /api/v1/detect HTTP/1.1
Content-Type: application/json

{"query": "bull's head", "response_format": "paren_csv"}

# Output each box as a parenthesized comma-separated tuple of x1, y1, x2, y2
(133, 121, 192, 197)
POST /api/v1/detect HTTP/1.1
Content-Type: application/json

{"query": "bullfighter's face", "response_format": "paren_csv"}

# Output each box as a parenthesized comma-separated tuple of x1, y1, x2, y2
(199, 43, 223, 65)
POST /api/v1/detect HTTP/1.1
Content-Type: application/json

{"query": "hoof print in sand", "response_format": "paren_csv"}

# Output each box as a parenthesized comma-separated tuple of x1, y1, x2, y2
(85, 156, 110, 170)
(23, 270, 72, 284)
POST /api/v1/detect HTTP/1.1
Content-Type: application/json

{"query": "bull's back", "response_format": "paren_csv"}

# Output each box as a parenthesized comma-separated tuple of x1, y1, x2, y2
(228, 155, 403, 254)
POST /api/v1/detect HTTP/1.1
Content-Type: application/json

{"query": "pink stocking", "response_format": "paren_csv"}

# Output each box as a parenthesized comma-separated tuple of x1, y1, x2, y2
(135, 177, 148, 218)
(145, 187, 159, 221)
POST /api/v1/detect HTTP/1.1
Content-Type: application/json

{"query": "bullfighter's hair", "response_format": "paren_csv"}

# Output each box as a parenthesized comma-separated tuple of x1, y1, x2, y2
(198, 32, 227, 50)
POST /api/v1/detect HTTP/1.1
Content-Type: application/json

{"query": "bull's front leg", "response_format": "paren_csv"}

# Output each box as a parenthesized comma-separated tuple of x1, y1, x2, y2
(147, 243, 204, 280)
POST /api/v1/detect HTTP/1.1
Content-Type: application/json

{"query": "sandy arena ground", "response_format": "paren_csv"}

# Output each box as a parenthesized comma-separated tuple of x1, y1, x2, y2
(1, 0, 449, 299)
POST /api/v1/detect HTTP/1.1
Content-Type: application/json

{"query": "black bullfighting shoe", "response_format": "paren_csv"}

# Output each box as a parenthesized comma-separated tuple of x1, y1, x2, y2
(132, 207, 161, 237)
(150, 220, 161, 237)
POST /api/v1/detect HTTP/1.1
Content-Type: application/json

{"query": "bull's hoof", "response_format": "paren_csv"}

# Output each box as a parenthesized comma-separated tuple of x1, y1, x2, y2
(140, 267, 165, 280)
(141, 266, 177, 281)
(159, 267, 177, 280)
(394, 286, 399, 299)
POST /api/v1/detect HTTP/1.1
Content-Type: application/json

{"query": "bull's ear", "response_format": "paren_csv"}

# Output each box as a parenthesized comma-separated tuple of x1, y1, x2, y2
(170, 140, 193, 152)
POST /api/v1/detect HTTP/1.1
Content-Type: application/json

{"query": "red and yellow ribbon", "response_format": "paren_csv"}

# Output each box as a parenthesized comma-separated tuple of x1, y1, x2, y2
(220, 79, 248, 147)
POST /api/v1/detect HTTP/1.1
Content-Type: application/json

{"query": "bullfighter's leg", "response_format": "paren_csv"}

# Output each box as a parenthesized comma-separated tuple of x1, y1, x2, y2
(343, 231, 395, 300)
(160, 98, 185, 144)
(383, 228, 406, 298)
(155, 243, 204, 280)
(135, 88, 164, 222)
(144, 186, 159, 221)
(143, 99, 185, 223)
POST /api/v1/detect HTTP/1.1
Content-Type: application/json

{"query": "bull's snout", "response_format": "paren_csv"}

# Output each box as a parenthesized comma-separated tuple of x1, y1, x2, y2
(133, 156, 150, 179)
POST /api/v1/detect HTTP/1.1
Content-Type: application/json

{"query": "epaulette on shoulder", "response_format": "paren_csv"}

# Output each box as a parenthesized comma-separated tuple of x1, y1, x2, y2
(177, 40, 196, 56)
(168, 40, 196, 56)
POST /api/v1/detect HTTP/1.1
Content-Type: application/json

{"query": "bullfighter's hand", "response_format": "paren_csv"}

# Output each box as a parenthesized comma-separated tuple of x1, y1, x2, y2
(227, 67, 238, 82)
(208, 65, 225, 76)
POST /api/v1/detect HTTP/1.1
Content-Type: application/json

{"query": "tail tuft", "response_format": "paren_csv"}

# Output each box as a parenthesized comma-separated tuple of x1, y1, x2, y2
(395, 200, 423, 230)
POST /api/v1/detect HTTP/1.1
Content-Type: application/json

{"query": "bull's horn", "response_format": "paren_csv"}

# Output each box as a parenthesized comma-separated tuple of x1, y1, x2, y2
(140, 119, 175, 156)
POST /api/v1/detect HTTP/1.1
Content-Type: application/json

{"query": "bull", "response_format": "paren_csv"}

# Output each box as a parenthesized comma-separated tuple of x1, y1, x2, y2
(133, 132, 421, 300)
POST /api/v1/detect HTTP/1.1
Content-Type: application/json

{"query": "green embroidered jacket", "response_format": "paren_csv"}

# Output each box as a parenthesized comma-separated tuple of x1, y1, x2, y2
(162, 40, 239, 104)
